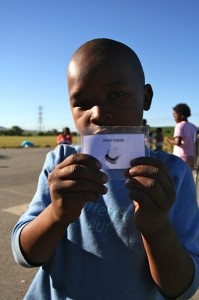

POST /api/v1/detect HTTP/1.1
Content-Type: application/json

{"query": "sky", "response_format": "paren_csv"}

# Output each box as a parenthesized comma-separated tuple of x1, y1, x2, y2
(0, 0, 198, 132)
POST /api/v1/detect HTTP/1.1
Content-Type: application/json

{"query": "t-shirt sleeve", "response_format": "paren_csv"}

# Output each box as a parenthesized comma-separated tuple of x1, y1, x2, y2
(154, 151, 199, 299)
(165, 155, 199, 298)
(174, 122, 184, 139)
(11, 145, 77, 267)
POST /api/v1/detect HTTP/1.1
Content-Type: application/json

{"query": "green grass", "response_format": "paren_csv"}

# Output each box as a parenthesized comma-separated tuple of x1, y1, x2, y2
(0, 135, 78, 148)
(0, 128, 174, 151)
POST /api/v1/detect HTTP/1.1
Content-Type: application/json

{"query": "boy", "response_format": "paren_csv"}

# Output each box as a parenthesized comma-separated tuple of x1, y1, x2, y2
(12, 38, 199, 299)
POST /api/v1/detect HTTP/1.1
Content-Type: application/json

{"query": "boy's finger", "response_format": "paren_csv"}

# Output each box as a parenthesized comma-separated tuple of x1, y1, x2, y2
(126, 177, 171, 210)
(128, 157, 176, 201)
(49, 164, 108, 185)
(55, 179, 108, 195)
(57, 153, 102, 169)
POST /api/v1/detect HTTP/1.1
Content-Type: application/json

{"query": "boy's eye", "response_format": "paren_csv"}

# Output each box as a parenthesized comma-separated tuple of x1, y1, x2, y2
(76, 99, 91, 109)
(110, 91, 125, 98)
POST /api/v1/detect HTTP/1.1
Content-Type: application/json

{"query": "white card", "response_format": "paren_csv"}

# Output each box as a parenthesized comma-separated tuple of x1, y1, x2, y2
(82, 133, 145, 169)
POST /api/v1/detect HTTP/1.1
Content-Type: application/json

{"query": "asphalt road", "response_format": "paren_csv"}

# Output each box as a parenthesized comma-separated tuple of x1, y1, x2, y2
(0, 148, 51, 300)
(0, 148, 199, 299)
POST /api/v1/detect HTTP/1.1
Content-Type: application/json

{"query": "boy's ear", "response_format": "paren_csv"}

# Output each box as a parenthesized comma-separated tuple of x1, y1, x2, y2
(143, 84, 153, 111)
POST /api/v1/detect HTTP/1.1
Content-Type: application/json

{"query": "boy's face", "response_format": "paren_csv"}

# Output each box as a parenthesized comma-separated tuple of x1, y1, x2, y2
(68, 50, 152, 133)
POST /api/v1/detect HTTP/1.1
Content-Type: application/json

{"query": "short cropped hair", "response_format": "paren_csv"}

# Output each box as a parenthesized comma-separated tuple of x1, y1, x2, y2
(173, 103, 191, 118)
(71, 38, 145, 84)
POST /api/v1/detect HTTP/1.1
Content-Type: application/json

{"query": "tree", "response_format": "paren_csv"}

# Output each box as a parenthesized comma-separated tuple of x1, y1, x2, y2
(8, 126, 24, 136)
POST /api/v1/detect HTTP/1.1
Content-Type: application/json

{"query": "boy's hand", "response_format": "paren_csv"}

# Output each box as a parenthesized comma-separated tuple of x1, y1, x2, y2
(48, 153, 108, 224)
(125, 157, 176, 234)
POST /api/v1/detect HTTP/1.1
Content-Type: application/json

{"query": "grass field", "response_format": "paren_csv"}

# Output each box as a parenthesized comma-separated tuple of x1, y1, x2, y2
(0, 134, 173, 152)
(0, 135, 78, 148)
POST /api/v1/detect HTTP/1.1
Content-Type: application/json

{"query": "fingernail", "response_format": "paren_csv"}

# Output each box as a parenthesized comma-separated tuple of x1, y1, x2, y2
(103, 186, 108, 194)
(97, 162, 102, 169)
(102, 174, 108, 183)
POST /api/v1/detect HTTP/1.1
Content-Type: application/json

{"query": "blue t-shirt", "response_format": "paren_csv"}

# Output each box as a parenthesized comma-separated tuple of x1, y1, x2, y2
(12, 145, 199, 299)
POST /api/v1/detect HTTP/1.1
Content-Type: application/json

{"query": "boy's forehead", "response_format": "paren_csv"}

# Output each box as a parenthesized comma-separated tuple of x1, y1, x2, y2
(68, 55, 137, 89)
(69, 51, 140, 80)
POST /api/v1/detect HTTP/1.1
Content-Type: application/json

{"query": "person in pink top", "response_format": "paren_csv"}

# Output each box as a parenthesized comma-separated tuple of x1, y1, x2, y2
(166, 103, 197, 169)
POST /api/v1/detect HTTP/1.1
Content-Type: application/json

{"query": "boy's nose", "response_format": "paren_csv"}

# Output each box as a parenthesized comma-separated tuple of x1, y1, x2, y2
(90, 105, 112, 125)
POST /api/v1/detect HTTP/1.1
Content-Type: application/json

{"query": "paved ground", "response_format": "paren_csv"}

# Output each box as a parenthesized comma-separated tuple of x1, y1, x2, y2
(0, 148, 51, 299)
(0, 147, 199, 299)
